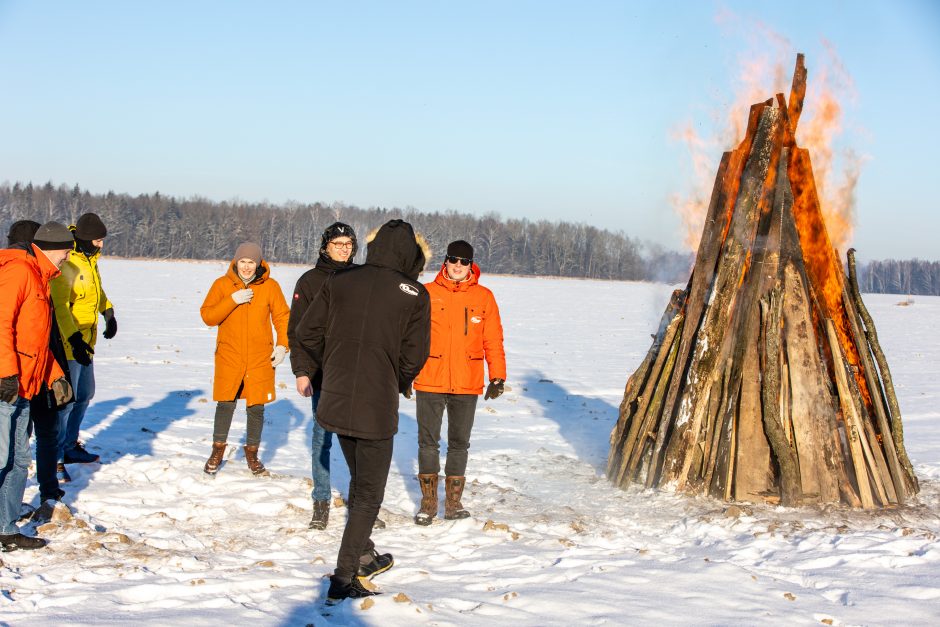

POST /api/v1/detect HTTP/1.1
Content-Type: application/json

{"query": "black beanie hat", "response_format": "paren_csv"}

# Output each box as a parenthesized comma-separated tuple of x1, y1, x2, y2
(75, 212, 107, 240)
(320, 222, 358, 258)
(6, 220, 41, 245)
(33, 221, 75, 250)
(446, 240, 474, 261)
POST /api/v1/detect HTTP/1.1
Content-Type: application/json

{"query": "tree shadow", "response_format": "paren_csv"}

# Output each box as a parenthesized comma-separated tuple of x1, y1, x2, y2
(518, 370, 619, 473)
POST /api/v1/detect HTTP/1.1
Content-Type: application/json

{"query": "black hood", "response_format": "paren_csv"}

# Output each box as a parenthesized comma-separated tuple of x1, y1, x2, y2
(366, 219, 425, 280)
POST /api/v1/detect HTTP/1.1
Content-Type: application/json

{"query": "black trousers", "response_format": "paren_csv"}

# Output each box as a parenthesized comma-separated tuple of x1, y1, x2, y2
(29, 391, 62, 502)
(335, 434, 393, 580)
(416, 391, 478, 476)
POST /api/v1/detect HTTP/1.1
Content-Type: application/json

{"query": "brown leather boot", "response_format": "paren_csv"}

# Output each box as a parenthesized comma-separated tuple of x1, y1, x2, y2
(243, 444, 267, 476)
(414, 474, 439, 526)
(444, 476, 470, 520)
(203, 442, 226, 475)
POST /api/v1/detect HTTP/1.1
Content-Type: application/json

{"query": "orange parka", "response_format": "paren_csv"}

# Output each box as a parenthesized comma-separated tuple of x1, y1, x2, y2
(200, 260, 290, 406)
(0, 244, 67, 400)
(413, 262, 506, 395)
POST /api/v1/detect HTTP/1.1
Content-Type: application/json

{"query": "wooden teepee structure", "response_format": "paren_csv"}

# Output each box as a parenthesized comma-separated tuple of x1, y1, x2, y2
(607, 55, 918, 508)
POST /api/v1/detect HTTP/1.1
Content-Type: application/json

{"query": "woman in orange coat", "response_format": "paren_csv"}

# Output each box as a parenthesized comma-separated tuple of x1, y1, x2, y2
(200, 242, 290, 476)
(412, 240, 506, 525)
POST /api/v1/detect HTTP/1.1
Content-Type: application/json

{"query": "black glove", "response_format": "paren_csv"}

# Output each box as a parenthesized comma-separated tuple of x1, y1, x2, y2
(103, 307, 118, 339)
(484, 378, 505, 400)
(68, 332, 95, 366)
(51, 377, 73, 406)
(402, 383, 413, 400)
(0, 376, 18, 404)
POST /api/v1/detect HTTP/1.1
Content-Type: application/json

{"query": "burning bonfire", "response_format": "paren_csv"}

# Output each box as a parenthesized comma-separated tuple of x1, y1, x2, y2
(607, 55, 918, 508)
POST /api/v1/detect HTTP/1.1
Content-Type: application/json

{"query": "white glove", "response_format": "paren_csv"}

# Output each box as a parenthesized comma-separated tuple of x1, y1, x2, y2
(270, 345, 288, 367)
(232, 288, 253, 305)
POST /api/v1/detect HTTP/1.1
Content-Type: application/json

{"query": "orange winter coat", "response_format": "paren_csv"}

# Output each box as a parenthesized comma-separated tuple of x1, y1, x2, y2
(0, 244, 66, 399)
(413, 263, 506, 395)
(200, 260, 290, 406)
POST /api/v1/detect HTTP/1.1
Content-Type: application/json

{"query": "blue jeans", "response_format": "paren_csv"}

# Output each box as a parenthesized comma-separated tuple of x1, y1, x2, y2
(0, 398, 32, 535)
(58, 359, 95, 461)
(311, 391, 333, 502)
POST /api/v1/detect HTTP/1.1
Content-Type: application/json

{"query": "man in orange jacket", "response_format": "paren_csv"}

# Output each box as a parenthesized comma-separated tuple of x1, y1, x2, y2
(0, 221, 73, 551)
(412, 240, 506, 525)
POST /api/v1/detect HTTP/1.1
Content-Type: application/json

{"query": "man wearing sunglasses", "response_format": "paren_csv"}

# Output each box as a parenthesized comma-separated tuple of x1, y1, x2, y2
(411, 240, 506, 525)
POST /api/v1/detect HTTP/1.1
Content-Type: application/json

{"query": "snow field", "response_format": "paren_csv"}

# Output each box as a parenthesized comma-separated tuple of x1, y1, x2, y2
(0, 258, 938, 626)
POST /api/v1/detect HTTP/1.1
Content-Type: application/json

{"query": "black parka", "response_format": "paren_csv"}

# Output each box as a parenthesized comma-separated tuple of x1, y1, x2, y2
(287, 254, 355, 387)
(296, 220, 431, 440)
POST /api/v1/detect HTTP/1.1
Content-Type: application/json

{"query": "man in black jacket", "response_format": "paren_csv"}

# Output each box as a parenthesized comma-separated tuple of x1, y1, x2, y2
(287, 222, 357, 530)
(296, 219, 430, 604)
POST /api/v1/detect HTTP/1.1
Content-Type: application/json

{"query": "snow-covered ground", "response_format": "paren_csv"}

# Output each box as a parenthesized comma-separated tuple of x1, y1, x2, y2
(2, 258, 938, 626)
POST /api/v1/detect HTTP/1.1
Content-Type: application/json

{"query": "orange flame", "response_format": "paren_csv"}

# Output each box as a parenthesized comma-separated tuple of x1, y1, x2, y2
(672, 20, 862, 254)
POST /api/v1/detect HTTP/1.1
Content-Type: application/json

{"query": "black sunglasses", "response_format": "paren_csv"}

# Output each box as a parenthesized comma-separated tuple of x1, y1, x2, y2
(445, 255, 472, 266)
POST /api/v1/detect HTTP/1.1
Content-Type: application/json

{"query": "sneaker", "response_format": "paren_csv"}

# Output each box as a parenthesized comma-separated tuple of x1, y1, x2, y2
(357, 548, 394, 579)
(56, 463, 72, 483)
(0, 532, 48, 551)
(64, 442, 100, 464)
(325, 575, 379, 605)
(309, 500, 329, 530)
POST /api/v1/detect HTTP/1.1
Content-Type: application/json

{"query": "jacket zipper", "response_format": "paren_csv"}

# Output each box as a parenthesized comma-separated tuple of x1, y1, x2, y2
(464, 307, 468, 336)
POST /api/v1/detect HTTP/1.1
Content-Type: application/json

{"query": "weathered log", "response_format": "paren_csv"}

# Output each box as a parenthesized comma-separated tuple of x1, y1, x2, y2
(647, 104, 766, 485)
(826, 319, 874, 507)
(660, 102, 783, 488)
(760, 285, 803, 505)
(614, 313, 684, 486)
(781, 262, 840, 503)
(846, 248, 918, 492)
(630, 329, 684, 485)
(841, 283, 908, 502)
(608, 290, 684, 480)
(786, 54, 807, 140)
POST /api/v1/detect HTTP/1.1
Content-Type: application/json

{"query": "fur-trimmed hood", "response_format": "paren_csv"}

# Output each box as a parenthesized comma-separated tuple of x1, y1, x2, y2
(365, 219, 430, 280)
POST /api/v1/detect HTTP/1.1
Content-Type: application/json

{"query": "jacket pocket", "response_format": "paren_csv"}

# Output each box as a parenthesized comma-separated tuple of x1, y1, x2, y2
(466, 350, 484, 387)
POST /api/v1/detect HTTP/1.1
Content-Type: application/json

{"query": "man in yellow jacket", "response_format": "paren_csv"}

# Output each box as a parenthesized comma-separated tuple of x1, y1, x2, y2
(50, 213, 117, 479)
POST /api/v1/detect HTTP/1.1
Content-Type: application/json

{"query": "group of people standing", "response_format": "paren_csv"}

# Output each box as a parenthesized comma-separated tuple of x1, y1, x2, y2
(0, 214, 115, 551)
(0, 214, 505, 606)
(199, 218, 506, 604)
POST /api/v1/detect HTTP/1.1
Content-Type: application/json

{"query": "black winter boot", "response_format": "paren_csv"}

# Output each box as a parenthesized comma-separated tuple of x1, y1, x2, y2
(326, 575, 379, 605)
(357, 547, 394, 579)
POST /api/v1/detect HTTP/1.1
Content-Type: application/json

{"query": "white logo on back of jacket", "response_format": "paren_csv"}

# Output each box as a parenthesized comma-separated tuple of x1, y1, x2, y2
(399, 283, 419, 296)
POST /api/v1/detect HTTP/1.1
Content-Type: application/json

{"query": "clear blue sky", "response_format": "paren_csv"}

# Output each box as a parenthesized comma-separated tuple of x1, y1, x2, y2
(1, 1, 938, 259)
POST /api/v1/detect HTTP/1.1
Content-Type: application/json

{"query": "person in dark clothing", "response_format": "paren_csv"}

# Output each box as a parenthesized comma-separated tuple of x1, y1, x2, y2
(287, 222, 358, 530)
(5, 221, 70, 515)
(296, 219, 431, 604)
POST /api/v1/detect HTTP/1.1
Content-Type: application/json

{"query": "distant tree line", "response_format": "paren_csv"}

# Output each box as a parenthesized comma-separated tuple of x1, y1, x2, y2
(5, 181, 935, 294)
(857, 259, 940, 296)
(0, 181, 692, 283)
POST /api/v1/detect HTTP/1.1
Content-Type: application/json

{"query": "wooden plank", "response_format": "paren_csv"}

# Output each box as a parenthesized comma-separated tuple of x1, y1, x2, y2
(660, 103, 783, 488)
(759, 284, 803, 505)
(616, 314, 684, 485)
(846, 248, 918, 493)
(781, 262, 840, 503)
(787, 53, 807, 139)
(841, 283, 907, 503)
(825, 319, 875, 508)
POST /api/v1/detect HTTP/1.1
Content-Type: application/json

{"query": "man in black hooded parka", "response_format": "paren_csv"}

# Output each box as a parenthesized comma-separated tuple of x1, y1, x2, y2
(296, 219, 430, 603)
